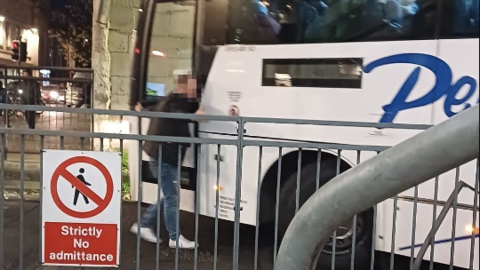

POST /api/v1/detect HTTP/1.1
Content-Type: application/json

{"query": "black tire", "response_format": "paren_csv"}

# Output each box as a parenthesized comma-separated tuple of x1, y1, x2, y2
(278, 161, 374, 270)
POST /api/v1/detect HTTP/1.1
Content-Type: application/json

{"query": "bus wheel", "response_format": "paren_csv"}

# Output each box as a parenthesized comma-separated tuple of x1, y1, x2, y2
(277, 162, 374, 270)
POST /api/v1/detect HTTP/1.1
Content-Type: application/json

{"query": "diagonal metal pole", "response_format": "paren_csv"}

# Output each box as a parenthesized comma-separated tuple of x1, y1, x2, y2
(275, 105, 479, 270)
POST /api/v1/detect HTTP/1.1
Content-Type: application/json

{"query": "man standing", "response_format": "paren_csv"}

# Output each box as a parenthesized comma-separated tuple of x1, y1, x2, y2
(19, 70, 40, 129)
(130, 71, 204, 249)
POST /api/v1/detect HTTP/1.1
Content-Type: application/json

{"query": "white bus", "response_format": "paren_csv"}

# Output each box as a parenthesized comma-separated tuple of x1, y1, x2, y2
(127, 0, 479, 269)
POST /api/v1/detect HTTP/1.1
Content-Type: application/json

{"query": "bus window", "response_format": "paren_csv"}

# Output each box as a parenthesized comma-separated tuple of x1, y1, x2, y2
(224, 0, 435, 44)
(440, 0, 479, 38)
(262, 58, 363, 88)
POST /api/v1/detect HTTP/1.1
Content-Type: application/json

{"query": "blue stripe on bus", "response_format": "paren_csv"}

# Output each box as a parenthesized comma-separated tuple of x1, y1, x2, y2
(399, 234, 479, 251)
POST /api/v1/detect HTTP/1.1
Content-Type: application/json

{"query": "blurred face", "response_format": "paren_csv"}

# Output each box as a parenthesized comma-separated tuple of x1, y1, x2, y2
(22, 71, 32, 77)
(174, 74, 197, 98)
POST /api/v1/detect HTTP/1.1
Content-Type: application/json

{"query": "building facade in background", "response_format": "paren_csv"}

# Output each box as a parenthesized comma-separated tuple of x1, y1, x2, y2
(0, 0, 50, 72)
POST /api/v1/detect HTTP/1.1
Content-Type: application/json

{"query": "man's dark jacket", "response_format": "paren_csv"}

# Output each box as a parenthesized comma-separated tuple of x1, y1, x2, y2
(19, 80, 41, 105)
(141, 93, 198, 166)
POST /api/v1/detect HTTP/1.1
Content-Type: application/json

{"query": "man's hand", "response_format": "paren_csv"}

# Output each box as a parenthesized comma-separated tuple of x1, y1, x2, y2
(194, 105, 207, 123)
(135, 102, 143, 112)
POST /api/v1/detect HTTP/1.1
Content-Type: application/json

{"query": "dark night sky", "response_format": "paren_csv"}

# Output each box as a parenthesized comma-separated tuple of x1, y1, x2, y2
(51, 0, 73, 11)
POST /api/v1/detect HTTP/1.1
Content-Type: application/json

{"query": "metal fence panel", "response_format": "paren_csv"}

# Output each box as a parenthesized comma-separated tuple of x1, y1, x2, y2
(0, 103, 478, 270)
(1, 66, 94, 154)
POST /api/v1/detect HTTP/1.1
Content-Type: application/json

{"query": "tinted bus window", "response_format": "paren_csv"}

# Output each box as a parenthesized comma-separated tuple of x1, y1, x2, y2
(441, 0, 479, 38)
(262, 58, 363, 88)
(224, 0, 435, 44)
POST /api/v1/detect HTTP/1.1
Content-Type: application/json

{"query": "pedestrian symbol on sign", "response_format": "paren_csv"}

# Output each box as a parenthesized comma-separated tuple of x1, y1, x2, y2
(72, 168, 91, 206)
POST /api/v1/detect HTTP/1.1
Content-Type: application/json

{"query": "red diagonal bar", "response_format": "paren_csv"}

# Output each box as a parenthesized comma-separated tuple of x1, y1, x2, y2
(60, 169, 105, 207)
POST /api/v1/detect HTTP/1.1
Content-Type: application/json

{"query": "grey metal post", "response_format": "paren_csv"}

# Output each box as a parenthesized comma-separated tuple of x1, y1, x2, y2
(274, 105, 480, 270)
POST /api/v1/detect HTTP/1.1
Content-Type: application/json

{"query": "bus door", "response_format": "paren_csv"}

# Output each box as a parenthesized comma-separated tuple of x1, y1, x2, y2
(128, 0, 198, 213)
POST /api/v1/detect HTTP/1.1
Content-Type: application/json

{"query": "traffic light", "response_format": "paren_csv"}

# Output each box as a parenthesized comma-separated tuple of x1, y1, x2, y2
(11, 40, 27, 62)
(11, 40, 20, 60)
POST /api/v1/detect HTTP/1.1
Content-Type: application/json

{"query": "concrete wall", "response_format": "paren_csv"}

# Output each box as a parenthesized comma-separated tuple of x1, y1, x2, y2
(93, 0, 195, 111)
(146, 3, 195, 93)
(92, 0, 195, 150)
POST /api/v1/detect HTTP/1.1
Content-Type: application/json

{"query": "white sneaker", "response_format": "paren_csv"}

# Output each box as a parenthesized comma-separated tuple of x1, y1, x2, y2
(130, 223, 162, 244)
(169, 235, 198, 249)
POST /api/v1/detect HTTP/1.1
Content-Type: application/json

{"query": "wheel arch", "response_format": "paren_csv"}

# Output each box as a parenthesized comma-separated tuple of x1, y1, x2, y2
(258, 148, 354, 224)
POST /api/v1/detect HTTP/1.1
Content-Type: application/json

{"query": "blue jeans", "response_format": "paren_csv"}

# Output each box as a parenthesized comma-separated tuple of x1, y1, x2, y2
(139, 159, 180, 241)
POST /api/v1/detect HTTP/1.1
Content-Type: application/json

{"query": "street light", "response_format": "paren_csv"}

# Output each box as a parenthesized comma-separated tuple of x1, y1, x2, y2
(152, 50, 165, 57)
(0, 16, 5, 22)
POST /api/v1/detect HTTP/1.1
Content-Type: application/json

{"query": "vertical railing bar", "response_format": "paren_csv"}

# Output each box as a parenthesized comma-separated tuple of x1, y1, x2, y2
(232, 119, 245, 270)
(19, 134, 25, 270)
(118, 139, 124, 269)
(350, 150, 361, 270)
(175, 145, 182, 270)
(38, 136, 44, 270)
(370, 205, 377, 270)
(254, 146, 263, 270)
(63, 97, 66, 129)
(214, 144, 221, 270)
(295, 148, 302, 213)
(60, 136, 64, 150)
(155, 145, 163, 270)
(449, 167, 460, 270)
(367, 150, 379, 270)
(410, 184, 419, 269)
(80, 137, 85, 150)
(331, 149, 341, 270)
(429, 176, 439, 270)
(273, 147, 283, 263)
(100, 138, 104, 151)
(135, 140, 143, 270)
(315, 150, 321, 190)
(194, 144, 201, 270)
(469, 159, 479, 270)
(0, 134, 5, 270)
(390, 195, 398, 270)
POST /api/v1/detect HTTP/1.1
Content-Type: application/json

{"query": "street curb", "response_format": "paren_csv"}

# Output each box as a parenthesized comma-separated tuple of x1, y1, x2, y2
(3, 161, 41, 181)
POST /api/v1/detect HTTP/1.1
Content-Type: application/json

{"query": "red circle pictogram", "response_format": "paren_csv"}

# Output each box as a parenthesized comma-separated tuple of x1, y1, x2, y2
(50, 156, 114, 219)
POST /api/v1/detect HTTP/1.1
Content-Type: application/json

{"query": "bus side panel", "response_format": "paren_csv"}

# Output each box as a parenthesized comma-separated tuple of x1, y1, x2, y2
(208, 42, 438, 149)
(375, 37, 480, 270)
(197, 132, 264, 226)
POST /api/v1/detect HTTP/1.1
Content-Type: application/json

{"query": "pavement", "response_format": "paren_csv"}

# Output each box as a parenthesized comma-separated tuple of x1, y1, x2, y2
(2, 199, 276, 270)
(2, 153, 40, 183)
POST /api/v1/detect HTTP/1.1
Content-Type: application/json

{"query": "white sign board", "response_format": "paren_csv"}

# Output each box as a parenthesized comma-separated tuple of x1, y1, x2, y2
(41, 150, 121, 267)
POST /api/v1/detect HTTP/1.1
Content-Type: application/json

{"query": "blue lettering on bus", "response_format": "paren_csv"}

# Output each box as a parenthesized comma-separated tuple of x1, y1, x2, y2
(399, 233, 479, 251)
(364, 53, 479, 123)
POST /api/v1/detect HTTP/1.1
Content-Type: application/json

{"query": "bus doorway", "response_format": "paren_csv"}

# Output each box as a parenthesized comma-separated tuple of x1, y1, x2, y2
(127, 0, 198, 212)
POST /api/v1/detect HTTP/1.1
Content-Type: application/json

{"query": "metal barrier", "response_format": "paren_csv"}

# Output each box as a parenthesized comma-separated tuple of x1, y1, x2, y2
(0, 65, 94, 154)
(276, 105, 479, 270)
(0, 103, 478, 270)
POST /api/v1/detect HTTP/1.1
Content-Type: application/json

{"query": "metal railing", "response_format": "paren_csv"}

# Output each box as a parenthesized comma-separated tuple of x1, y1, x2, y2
(0, 65, 94, 154)
(275, 105, 479, 270)
(0, 103, 478, 270)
